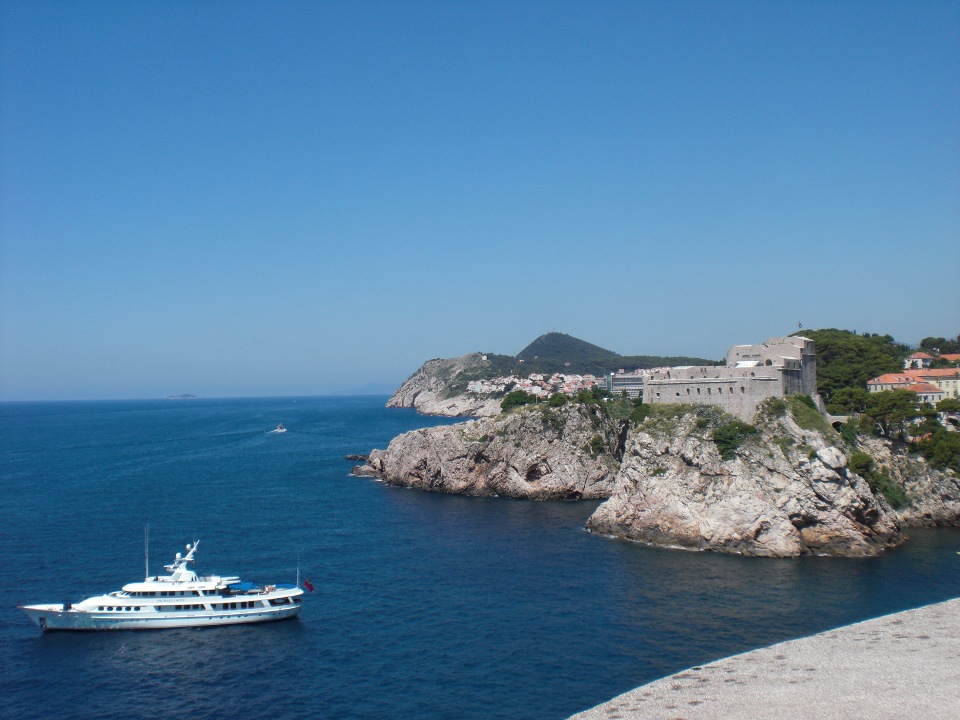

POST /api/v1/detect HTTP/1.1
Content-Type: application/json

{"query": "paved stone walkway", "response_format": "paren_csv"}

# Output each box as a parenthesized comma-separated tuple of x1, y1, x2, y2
(569, 598, 960, 720)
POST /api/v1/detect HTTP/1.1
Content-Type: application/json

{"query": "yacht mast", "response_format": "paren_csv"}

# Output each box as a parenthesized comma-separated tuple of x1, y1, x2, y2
(144, 525, 149, 579)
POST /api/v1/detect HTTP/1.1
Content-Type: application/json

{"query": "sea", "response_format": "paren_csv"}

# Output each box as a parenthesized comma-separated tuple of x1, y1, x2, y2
(1, 396, 958, 720)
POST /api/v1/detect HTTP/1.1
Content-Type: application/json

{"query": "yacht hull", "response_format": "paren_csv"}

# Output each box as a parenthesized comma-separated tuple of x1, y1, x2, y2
(20, 539, 307, 632)
(20, 603, 301, 631)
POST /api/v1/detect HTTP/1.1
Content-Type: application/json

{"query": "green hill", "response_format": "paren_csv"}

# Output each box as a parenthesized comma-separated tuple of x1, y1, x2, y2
(485, 332, 718, 379)
(517, 332, 618, 362)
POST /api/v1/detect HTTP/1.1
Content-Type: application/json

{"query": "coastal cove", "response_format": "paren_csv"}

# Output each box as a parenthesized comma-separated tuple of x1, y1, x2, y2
(2, 396, 959, 720)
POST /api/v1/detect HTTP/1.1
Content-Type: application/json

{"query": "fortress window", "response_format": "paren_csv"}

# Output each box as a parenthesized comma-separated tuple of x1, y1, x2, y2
(697, 388, 701, 395)
(686, 388, 691, 395)
(707, 388, 712, 395)
(740, 387, 745, 393)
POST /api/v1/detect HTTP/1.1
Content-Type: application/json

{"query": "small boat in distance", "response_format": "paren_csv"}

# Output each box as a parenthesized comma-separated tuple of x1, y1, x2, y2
(275, 424, 286, 432)
(18, 540, 304, 632)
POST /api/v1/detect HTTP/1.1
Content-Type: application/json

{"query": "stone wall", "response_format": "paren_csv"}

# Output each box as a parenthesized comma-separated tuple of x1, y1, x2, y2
(643, 336, 817, 422)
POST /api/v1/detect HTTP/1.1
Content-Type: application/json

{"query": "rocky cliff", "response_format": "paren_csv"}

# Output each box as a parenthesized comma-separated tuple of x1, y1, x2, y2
(585, 402, 904, 557)
(386, 353, 502, 417)
(360, 394, 959, 557)
(856, 435, 960, 527)
(356, 403, 624, 499)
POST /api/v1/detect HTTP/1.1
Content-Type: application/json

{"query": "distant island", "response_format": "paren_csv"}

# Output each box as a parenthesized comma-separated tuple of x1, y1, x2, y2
(166, 394, 197, 400)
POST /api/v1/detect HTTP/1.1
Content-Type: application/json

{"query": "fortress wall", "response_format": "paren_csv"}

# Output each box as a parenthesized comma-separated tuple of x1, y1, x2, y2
(726, 336, 813, 366)
(642, 336, 818, 422)
(643, 376, 782, 422)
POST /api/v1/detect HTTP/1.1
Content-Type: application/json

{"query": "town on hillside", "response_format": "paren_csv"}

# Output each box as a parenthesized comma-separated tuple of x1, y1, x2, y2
(470, 336, 817, 422)
(465, 334, 960, 435)
(866, 351, 960, 405)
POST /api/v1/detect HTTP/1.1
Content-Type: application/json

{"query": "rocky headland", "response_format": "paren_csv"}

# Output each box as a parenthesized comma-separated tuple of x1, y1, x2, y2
(386, 353, 502, 417)
(585, 400, 904, 557)
(386, 334, 720, 418)
(356, 402, 624, 499)
(355, 395, 959, 557)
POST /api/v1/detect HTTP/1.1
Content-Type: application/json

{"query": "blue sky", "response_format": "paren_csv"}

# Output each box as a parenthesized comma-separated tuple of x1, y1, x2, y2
(1, 1, 958, 400)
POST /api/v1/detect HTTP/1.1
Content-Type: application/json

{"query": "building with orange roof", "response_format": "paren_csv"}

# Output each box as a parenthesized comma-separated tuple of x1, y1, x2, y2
(904, 352, 935, 370)
(867, 368, 960, 399)
(905, 383, 946, 404)
(866, 374, 914, 392)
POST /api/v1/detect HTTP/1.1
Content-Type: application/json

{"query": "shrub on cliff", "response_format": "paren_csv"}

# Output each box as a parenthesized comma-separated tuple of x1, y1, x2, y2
(501, 390, 539, 411)
(789, 394, 832, 434)
(917, 430, 960, 473)
(848, 451, 909, 509)
(839, 420, 860, 447)
(547, 392, 568, 407)
(712, 420, 760, 461)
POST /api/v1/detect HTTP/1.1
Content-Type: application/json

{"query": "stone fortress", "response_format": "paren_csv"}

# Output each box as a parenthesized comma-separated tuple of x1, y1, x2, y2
(643, 336, 818, 422)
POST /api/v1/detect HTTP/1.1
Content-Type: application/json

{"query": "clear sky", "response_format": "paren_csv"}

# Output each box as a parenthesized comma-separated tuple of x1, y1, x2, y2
(1, 1, 958, 401)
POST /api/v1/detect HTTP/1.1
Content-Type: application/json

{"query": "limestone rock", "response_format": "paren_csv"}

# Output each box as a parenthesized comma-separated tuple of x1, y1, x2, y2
(855, 435, 960, 527)
(387, 353, 502, 417)
(355, 403, 623, 499)
(586, 407, 903, 557)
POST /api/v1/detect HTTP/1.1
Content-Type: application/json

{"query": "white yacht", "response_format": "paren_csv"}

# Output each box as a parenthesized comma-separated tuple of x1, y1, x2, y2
(19, 540, 304, 632)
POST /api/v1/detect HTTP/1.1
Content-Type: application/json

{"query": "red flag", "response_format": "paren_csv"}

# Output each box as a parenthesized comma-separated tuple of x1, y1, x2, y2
(303, 579, 314, 592)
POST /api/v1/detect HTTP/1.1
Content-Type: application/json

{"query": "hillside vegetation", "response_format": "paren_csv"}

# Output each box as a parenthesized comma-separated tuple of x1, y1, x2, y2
(794, 328, 959, 476)
(428, 333, 718, 398)
(505, 332, 718, 377)
(792, 328, 910, 403)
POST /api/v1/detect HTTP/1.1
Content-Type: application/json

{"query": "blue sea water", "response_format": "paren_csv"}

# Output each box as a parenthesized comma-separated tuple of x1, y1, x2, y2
(1, 396, 958, 720)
